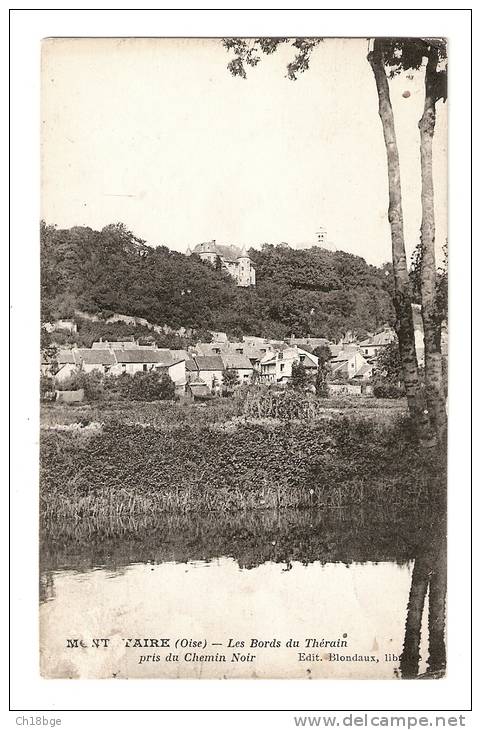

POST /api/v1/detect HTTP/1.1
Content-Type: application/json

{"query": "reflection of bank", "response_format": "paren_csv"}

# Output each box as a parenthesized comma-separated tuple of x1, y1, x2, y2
(400, 519, 447, 679)
(39, 507, 437, 679)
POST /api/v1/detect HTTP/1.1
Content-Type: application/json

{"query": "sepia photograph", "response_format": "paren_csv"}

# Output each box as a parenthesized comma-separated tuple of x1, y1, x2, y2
(38, 35, 449, 681)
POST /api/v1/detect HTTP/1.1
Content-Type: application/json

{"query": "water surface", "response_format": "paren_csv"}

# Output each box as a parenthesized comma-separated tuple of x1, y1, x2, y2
(40, 508, 443, 679)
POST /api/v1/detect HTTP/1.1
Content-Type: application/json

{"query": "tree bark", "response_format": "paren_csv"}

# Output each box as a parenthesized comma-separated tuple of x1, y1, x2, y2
(368, 40, 432, 442)
(419, 45, 448, 446)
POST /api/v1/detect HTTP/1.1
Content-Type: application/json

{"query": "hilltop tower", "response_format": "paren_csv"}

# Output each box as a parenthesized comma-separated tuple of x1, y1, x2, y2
(236, 245, 256, 287)
(196, 240, 218, 265)
(316, 226, 327, 247)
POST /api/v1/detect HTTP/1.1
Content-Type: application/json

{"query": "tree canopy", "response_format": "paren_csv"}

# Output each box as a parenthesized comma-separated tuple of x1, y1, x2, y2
(41, 221, 394, 342)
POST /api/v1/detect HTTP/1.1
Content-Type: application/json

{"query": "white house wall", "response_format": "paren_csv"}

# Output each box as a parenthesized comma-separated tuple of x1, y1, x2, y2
(197, 369, 224, 390)
(165, 360, 186, 384)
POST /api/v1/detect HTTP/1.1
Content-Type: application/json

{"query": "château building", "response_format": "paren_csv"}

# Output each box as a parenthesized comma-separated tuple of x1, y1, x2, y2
(186, 240, 256, 287)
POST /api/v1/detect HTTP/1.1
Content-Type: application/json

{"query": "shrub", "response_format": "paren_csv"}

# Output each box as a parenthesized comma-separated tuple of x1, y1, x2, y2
(290, 361, 310, 390)
(373, 381, 404, 399)
(159, 372, 176, 400)
(222, 369, 240, 395)
(40, 375, 56, 400)
(127, 370, 175, 401)
(56, 369, 104, 400)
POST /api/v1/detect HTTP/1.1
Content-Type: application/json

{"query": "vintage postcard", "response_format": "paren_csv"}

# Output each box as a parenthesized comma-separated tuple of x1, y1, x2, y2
(39, 36, 448, 680)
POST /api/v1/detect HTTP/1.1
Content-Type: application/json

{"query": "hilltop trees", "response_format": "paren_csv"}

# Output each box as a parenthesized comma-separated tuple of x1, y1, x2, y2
(40, 222, 393, 342)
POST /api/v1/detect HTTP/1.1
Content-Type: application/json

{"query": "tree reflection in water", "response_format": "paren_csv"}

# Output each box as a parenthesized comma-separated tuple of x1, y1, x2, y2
(40, 505, 447, 679)
(400, 516, 447, 679)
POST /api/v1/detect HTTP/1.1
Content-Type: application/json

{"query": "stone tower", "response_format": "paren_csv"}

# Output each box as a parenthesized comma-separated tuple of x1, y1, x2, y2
(236, 245, 256, 287)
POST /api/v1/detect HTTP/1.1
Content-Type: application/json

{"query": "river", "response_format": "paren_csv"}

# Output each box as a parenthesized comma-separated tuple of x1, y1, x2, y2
(39, 508, 445, 679)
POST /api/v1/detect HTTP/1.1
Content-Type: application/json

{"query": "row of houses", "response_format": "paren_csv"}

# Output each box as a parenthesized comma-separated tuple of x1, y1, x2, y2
(44, 332, 389, 400)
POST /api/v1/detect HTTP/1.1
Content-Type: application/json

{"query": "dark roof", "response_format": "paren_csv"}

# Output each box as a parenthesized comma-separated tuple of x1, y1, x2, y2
(92, 340, 136, 349)
(76, 349, 116, 365)
(194, 355, 225, 371)
(57, 349, 76, 364)
(243, 347, 267, 362)
(185, 359, 198, 372)
(221, 352, 253, 370)
(359, 330, 395, 347)
(195, 342, 227, 355)
(113, 349, 165, 364)
(288, 337, 330, 350)
(156, 349, 186, 366)
(192, 242, 251, 262)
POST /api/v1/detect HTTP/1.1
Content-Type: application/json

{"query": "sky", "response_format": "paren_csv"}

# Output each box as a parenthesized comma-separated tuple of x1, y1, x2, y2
(41, 37, 448, 267)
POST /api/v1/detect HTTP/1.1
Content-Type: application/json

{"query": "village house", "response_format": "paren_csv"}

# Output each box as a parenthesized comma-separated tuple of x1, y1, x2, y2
(111, 349, 186, 388)
(330, 349, 372, 381)
(359, 328, 396, 362)
(53, 349, 78, 382)
(259, 346, 319, 384)
(189, 355, 225, 392)
(51, 346, 187, 391)
(76, 348, 117, 374)
(220, 352, 254, 384)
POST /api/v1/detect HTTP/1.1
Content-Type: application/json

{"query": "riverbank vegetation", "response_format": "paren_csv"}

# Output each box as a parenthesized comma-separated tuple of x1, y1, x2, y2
(40, 397, 444, 534)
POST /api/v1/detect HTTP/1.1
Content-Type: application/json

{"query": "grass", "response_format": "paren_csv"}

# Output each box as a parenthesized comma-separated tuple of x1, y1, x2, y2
(40, 395, 407, 430)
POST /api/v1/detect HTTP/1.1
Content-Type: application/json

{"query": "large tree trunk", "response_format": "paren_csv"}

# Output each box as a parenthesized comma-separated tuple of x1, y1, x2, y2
(419, 45, 448, 446)
(368, 40, 432, 442)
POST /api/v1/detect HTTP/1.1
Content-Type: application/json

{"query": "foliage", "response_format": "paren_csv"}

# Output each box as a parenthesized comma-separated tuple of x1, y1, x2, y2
(159, 372, 176, 400)
(315, 362, 329, 398)
(40, 411, 437, 522)
(290, 361, 310, 390)
(312, 344, 331, 363)
(41, 222, 394, 342)
(372, 341, 404, 399)
(373, 382, 404, 399)
(375, 340, 402, 382)
(56, 370, 104, 400)
(409, 239, 448, 327)
(222, 369, 240, 392)
(222, 38, 323, 81)
(127, 370, 175, 402)
(40, 375, 56, 400)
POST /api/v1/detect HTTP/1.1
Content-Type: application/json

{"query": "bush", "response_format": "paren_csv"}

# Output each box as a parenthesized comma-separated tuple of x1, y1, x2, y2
(56, 370, 104, 400)
(373, 381, 404, 399)
(40, 375, 56, 400)
(125, 370, 175, 402)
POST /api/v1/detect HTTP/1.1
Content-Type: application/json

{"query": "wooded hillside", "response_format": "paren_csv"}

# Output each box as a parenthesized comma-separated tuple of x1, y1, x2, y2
(41, 221, 394, 341)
